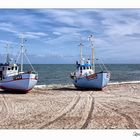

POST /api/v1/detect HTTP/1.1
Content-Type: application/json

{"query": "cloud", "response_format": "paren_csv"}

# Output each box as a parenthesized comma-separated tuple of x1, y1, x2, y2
(0, 22, 47, 40)
(52, 31, 61, 36)
(97, 9, 140, 37)
(23, 32, 48, 39)
(0, 22, 17, 34)
(0, 39, 17, 45)
(36, 9, 98, 31)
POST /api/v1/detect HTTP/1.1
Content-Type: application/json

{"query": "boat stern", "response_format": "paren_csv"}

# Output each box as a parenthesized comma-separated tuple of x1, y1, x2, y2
(101, 72, 110, 88)
(25, 73, 38, 91)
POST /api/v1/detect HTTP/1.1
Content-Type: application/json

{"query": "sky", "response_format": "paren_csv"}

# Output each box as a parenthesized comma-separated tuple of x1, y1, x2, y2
(0, 9, 140, 64)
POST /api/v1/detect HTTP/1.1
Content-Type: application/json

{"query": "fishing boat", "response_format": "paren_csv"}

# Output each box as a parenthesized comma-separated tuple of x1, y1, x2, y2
(70, 35, 110, 89)
(0, 37, 38, 93)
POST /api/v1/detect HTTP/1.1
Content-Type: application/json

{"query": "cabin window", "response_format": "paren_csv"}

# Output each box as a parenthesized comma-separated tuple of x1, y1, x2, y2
(80, 67, 82, 70)
(8, 67, 11, 70)
(87, 67, 89, 69)
(12, 67, 14, 70)
(2, 67, 4, 70)
(90, 66, 91, 69)
(83, 66, 85, 70)
(15, 66, 17, 70)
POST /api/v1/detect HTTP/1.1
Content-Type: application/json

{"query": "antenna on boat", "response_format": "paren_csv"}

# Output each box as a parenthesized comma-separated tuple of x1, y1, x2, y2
(88, 34, 95, 70)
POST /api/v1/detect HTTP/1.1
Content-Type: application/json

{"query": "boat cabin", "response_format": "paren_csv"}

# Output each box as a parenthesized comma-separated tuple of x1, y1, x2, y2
(0, 63, 19, 80)
(75, 59, 94, 78)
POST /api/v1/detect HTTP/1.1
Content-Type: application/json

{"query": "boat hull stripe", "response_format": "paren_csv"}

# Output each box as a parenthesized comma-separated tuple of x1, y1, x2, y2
(0, 78, 37, 83)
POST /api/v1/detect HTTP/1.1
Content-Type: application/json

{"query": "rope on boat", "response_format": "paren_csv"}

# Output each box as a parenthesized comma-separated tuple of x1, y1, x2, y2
(15, 38, 37, 74)
(24, 52, 36, 73)
(98, 57, 109, 72)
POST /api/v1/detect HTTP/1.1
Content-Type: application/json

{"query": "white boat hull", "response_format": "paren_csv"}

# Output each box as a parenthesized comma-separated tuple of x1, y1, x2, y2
(0, 73, 38, 92)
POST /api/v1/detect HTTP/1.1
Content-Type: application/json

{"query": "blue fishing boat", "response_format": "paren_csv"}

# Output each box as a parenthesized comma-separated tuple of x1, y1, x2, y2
(70, 35, 110, 89)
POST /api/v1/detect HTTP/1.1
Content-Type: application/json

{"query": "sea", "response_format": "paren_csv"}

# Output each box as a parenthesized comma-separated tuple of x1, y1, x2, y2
(23, 64, 140, 87)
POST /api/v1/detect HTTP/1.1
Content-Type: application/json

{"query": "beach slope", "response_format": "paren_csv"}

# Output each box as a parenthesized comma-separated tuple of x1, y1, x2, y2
(0, 83, 140, 129)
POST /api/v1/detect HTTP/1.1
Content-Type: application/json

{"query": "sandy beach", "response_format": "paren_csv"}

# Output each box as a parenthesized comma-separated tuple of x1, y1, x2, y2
(0, 83, 140, 129)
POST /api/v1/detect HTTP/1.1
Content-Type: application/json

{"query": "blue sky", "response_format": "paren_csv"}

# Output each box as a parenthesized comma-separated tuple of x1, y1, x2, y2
(0, 9, 140, 64)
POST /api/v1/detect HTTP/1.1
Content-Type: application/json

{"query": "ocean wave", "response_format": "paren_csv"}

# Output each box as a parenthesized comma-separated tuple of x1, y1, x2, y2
(35, 84, 74, 89)
(35, 85, 47, 88)
(109, 81, 140, 85)
(35, 81, 140, 89)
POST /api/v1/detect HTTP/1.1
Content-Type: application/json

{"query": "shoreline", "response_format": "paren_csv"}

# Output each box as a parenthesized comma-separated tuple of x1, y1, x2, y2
(34, 80, 140, 89)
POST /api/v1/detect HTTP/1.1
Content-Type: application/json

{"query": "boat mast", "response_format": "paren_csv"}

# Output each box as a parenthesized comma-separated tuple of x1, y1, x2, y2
(92, 47, 94, 67)
(79, 36, 83, 64)
(5, 44, 10, 64)
(80, 43, 83, 64)
(88, 35, 95, 71)
(20, 35, 24, 72)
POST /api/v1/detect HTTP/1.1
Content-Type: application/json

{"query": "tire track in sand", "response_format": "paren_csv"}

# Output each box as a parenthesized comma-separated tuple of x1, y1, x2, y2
(0, 94, 12, 124)
(0, 94, 8, 123)
(49, 92, 94, 129)
(38, 94, 80, 129)
(79, 93, 94, 129)
(98, 102, 137, 129)
(111, 108, 137, 129)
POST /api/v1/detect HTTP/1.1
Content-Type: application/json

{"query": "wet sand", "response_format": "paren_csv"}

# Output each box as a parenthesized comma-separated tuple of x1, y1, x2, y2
(0, 83, 140, 129)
